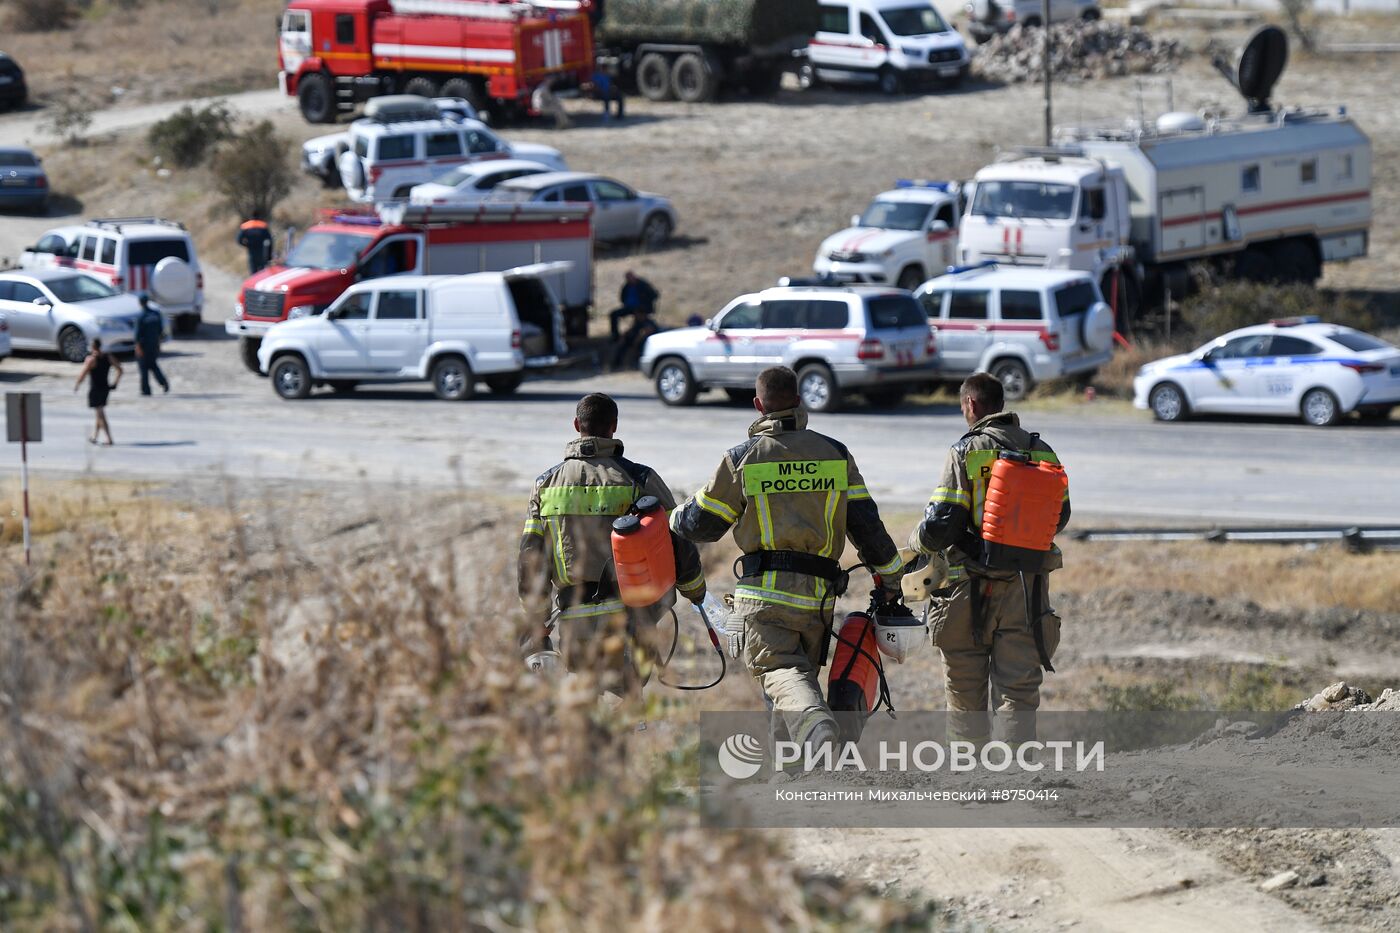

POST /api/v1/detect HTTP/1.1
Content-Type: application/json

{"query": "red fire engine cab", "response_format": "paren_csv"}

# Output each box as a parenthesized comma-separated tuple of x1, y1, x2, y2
(279, 0, 595, 123)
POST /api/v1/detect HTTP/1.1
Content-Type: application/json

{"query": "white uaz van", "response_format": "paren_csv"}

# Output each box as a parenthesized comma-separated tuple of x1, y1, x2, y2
(258, 266, 568, 401)
(805, 0, 970, 94)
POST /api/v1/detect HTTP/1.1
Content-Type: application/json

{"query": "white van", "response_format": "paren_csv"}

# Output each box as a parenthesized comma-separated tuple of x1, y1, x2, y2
(804, 0, 970, 94)
(257, 266, 568, 401)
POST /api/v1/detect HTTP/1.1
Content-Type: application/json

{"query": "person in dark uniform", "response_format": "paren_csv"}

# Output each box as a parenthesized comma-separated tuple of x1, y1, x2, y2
(74, 337, 122, 446)
(237, 216, 273, 275)
(134, 296, 170, 395)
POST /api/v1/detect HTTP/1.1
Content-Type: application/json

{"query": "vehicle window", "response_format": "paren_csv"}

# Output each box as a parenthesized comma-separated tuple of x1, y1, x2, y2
(857, 200, 929, 232)
(859, 12, 885, 44)
(81, 237, 97, 261)
(425, 132, 462, 158)
(1212, 334, 1271, 360)
(361, 239, 414, 278)
(818, 4, 849, 32)
(65, 238, 82, 258)
(880, 5, 950, 35)
(374, 290, 420, 320)
(538, 188, 561, 202)
(43, 275, 119, 303)
(9, 282, 43, 303)
(593, 180, 634, 202)
(335, 14, 356, 44)
(495, 168, 543, 187)
(934, 204, 956, 228)
(35, 234, 67, 254)
(465, 129, 501, 154)
(561, 184, 592, 202)
(287, 232, 371, 270)
(126, 239, 190, 266)
(720, 303, 762, 329)
(1269, 336, 1322, 357)
(0, 151, 37, 167)
(283, 10, 308, 32)
(336, 292, 373, 321)
(1000, 290, 1044, 321)
(1329, 331, 1390, 352)
(808, 300, 849, 329)
(971, 182, 1077, 220)
(1300, 159, 1317, 185)
(354, 135, 369, 158)
(762, 300, 805, 329)
(100, 238, 117, 265)
(1053, 282, 1097, 317)
(947, 290, 989, 320)
(376, 135, 416, 161)
(0, 283, 10, 301)
(432, 167, 471, 187)
(1338, 153, 1354, 181)
(867, 295, 925, 329)
(919, 289, 946, 318)
(1083, 188, 1106, 221)
(1242, 164, 1260, 193)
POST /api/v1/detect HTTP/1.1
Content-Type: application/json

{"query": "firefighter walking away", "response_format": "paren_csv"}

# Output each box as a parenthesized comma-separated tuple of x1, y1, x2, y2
(909, 373, 1070, 745)
(237, 216, 273, 275)
(518, 393, 706, 697)
(672, 366, 905, 757)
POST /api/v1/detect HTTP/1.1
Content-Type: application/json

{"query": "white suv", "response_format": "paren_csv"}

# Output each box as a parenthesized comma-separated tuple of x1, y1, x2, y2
(915, 265, 1114, 399)
(814, 181, 961, 289)
(19, 217, 204, 333)
(336, 116, 566, 202)
(258, 267, 566, 401)
(640, 285, 938, 412)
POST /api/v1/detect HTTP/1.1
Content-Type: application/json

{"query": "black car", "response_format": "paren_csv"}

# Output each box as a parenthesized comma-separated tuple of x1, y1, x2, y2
(0, 52, 27, 111)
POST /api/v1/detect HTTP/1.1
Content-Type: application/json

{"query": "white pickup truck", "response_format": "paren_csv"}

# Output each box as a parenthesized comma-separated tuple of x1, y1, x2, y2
(813, 181, 962, 290)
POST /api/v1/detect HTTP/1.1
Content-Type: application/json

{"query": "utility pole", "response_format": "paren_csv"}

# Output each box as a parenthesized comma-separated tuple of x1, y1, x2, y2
(1042, 0, 1053, 145)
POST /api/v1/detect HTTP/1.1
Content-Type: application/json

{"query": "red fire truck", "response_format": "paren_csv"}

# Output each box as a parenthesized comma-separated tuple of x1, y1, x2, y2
(279, 0, 595, 123)
(226, 203, 595, 371)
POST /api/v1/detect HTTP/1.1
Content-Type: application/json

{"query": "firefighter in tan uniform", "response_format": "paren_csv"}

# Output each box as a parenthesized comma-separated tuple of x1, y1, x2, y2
(519, 393, 706, 695)
(911, 373, 1070, 742)
(672, 367, 905, 749)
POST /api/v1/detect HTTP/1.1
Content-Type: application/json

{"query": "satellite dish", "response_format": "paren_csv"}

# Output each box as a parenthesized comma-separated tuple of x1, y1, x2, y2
(1214, 26, 1288, 114)
(150, 256, 196, 307)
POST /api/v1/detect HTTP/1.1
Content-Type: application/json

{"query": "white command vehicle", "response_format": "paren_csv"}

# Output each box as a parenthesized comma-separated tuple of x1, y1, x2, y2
(20, 217, 204, 333)
(640, 284, 938, 412)
(258, 268, 568, 401)
(958, 108, 1372, 328)
(814, 180, 961, 289)
(915, 264, 1116, 400)
(805, 0, 970, 94)
(1133, 318, 1400, 427)
(301, 96, 479, 187)
(337, 114, 566, 203)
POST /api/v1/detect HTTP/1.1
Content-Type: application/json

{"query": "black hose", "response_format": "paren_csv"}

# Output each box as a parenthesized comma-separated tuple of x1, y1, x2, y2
(657, 607, 727, 691)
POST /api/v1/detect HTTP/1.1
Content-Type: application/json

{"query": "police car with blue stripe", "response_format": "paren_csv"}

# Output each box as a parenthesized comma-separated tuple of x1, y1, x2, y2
(1134, 317, 1400, 426)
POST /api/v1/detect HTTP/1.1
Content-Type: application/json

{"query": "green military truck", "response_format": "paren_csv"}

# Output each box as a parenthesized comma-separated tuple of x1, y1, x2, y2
(596, 0, 821, 102)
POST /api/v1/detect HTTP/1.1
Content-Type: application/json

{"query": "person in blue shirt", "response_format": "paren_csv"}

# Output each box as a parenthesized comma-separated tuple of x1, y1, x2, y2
(609, 271, 659, 370)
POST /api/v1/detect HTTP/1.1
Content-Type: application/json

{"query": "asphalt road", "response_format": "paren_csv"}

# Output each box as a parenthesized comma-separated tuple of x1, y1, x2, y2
(2, 339, 1397, 525)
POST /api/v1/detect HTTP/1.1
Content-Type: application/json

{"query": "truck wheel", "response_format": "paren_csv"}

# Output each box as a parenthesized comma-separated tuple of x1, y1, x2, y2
(271, 356, 312, 400)
(431, 355, 475, 401)
(1082, 6, 1102, 19)
(655, 358, 698, 406)
(989, 357, 1031, 401)
(1300, 387, 1341, 427)
(1233, 247, 1275, 283)
(403, 76, 440, 99)
(896, 265, 925, 291)
(486, 373, 523, 395)
(877, 66, 902, 96)
(239, 337, 263, 374)
(637, 53, 673, 101)
(298, 73, 334, 124)
(640, 213, 672, 249)
(1271, 239, 1321, 284)
(671, 53, 716, 103)
(441, 77, 490, 123)
(1149, 382, 1189, 422)
(798, 363, 842, 413)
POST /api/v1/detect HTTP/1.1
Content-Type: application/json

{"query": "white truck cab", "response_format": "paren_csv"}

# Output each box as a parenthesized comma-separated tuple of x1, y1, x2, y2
(805, 0, 970, 94)
(814, 181, 962, 289)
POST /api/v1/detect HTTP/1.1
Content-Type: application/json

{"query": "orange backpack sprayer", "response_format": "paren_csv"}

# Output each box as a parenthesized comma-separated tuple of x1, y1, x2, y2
(827, 575, 907, 742)
(611, 495, 677, 607)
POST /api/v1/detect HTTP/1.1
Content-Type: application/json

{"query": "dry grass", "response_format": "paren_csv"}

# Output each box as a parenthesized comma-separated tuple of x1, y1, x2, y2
(1056, 539, 1400, 615)
(0, 484, 944, 930)
(3, 0, 282, 106)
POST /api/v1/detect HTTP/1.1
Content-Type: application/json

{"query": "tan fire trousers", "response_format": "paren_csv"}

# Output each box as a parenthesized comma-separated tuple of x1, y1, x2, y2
(737, 599, 837, 747)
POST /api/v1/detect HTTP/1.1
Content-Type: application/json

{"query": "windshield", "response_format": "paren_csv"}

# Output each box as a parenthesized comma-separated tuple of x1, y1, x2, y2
(45, 275, 120, 303)
(858, 200, 930, 231)
(287, 232, 373, 271)
(0, 151, 37, 167)
(880, 4, 950, 35)
(971, 181, 1077, 220)
(431, 166, 473, 186)
(1330, 330, 1391, 352)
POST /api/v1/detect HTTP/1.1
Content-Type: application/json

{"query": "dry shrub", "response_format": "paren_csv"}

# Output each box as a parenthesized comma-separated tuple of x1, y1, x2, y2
(0, 490, 941, 930)
(1181, 280, 1385, 340)
(6, 0, 78, 31)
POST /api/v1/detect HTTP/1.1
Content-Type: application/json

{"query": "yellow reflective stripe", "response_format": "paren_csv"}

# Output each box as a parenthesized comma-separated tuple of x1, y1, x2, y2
(696, 492, 738, 524)
(819, 489, 839, 558)
(549, 518, 570, 586)
(848, 484, 871, 501)
(539, 484, 637, 517)
(522, 518, 545, 536)
(677, 570, 705, 592)
(559, 598, 626, 619)
(734, 584, 828, 612)
(754, 494, 776, 591)
(930, 486, 971, 508)
(872, 553, 904, 577)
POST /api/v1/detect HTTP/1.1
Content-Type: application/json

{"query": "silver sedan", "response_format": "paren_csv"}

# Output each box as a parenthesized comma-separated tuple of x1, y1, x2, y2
(0, 269, 147, 362)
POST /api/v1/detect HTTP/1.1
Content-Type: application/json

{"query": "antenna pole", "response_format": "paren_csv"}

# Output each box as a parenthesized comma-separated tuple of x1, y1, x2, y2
(1042, 0, 1053, 145)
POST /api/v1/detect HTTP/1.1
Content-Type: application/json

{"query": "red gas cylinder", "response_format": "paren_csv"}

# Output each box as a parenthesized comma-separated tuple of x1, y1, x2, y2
(611, 495, 677, 607)
(828, 611, 880, 722)
(981, 453, 1068, 572)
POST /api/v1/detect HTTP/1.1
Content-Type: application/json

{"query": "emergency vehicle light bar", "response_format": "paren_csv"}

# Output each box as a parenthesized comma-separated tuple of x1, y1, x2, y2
(1270, 315, 1321, 327)
(895, 179, 952, 191)
(945, 260, 999, 276)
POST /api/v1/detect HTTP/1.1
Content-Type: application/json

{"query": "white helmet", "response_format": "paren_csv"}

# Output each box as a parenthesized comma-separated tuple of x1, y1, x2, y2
(874, 606, 926, 664)
(525, 649, 563, 676)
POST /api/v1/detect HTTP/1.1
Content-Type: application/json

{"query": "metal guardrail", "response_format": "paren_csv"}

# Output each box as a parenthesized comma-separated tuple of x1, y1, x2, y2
(1071, 526, 1400, 552)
